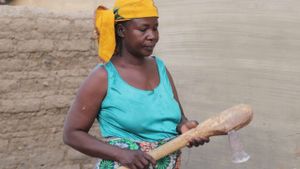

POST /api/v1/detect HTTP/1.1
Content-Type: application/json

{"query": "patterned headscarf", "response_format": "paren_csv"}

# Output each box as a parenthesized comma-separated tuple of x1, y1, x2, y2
(95, 0, 159, 62)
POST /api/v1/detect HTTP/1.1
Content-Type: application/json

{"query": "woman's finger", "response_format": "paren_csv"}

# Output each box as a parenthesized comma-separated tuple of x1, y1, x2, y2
(185, 120, 199, 129)
(189, 137, 210, 147)
(130, 165, 137, 169)
(140, 157, 149, 166)
(204, 137, 210, 143)
(186, 142, 192, 148)
(144, 153, 156, 166)
(192, 138, 202, 146)
(134, 160, 144, 169)
(199, 137, 210, 143)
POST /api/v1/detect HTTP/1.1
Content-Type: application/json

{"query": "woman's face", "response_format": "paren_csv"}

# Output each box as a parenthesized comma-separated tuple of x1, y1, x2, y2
(122, 17, 159, 57)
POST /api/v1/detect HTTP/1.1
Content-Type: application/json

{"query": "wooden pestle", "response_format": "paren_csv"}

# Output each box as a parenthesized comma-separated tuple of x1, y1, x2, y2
(117, 104, 253, 169)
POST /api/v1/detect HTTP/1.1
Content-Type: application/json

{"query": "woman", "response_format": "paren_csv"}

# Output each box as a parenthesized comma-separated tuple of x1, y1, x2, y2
(63, 0, 209, 169)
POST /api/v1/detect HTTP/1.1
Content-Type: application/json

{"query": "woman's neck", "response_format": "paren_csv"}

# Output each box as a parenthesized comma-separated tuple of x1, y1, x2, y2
(112, 50, 148, 66)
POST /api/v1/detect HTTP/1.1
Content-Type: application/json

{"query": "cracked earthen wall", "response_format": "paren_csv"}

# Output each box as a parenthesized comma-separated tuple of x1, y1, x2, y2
(0, 6, 100, 169)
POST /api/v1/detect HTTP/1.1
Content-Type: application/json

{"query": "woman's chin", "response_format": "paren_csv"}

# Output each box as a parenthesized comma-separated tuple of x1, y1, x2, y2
(142, 48, 154, 56)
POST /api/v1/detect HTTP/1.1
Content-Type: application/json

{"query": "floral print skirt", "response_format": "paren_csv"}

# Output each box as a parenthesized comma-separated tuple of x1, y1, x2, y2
(95, 137, 181, 169)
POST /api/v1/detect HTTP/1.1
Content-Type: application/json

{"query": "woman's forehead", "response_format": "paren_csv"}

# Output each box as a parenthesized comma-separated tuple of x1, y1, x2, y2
(128, 17, 159, 26)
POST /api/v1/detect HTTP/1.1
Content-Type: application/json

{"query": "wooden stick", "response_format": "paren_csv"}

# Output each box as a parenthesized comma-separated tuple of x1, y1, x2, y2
(118, 104, 253, 169)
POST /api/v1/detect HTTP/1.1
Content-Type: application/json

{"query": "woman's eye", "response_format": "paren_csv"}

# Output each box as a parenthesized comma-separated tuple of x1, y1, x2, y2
(139, 28, 147, 32)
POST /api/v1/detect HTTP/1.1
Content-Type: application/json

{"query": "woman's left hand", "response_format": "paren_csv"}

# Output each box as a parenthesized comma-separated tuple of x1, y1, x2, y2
(177, 120, 210, 148)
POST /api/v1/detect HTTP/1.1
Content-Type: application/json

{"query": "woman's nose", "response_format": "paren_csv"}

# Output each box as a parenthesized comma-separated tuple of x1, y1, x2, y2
(146, 30, 158, 41)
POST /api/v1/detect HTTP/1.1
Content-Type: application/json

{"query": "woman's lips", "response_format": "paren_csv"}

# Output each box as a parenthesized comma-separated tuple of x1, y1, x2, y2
(144, 46, 155, 51)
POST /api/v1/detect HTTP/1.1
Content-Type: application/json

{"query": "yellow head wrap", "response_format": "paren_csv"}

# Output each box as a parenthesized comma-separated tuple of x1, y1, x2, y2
(95, 0, 159, 62)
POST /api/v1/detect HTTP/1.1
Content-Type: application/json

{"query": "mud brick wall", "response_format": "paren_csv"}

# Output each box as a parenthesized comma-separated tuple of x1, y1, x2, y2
(1, 1, 300, 169)
(0, 6, 100, 169)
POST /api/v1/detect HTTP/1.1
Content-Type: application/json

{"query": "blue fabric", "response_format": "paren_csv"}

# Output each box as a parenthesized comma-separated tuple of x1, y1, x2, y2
(97, 56, 181, 142)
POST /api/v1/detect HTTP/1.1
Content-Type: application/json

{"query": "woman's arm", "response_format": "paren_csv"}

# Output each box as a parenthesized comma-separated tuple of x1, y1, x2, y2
(63, 66, 155, 168)
(165, 68, 188, 124)
(63, 66, 120, 159)
(166, 68, 210, 147)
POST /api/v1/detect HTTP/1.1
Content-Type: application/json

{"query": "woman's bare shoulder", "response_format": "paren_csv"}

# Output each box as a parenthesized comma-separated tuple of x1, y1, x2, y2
(78, 65, 108, 99)
(90, 64, 108, 82)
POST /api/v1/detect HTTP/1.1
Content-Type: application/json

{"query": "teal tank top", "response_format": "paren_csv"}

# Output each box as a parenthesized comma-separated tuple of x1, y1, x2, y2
(97, 56, 181, 142)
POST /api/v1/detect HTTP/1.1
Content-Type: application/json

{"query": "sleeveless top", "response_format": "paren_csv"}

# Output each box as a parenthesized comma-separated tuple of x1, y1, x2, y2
(97, 56, 181, 142)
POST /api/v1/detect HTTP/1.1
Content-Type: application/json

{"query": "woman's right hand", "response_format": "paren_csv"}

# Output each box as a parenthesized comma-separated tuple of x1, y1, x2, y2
(116, 149, 156, 169)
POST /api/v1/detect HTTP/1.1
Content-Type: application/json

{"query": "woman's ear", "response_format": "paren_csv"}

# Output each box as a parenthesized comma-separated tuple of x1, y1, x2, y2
(116, 24, 125, 38)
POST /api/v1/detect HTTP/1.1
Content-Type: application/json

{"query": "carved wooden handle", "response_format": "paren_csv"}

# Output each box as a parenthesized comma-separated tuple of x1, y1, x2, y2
(118, 104, 253, 169)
